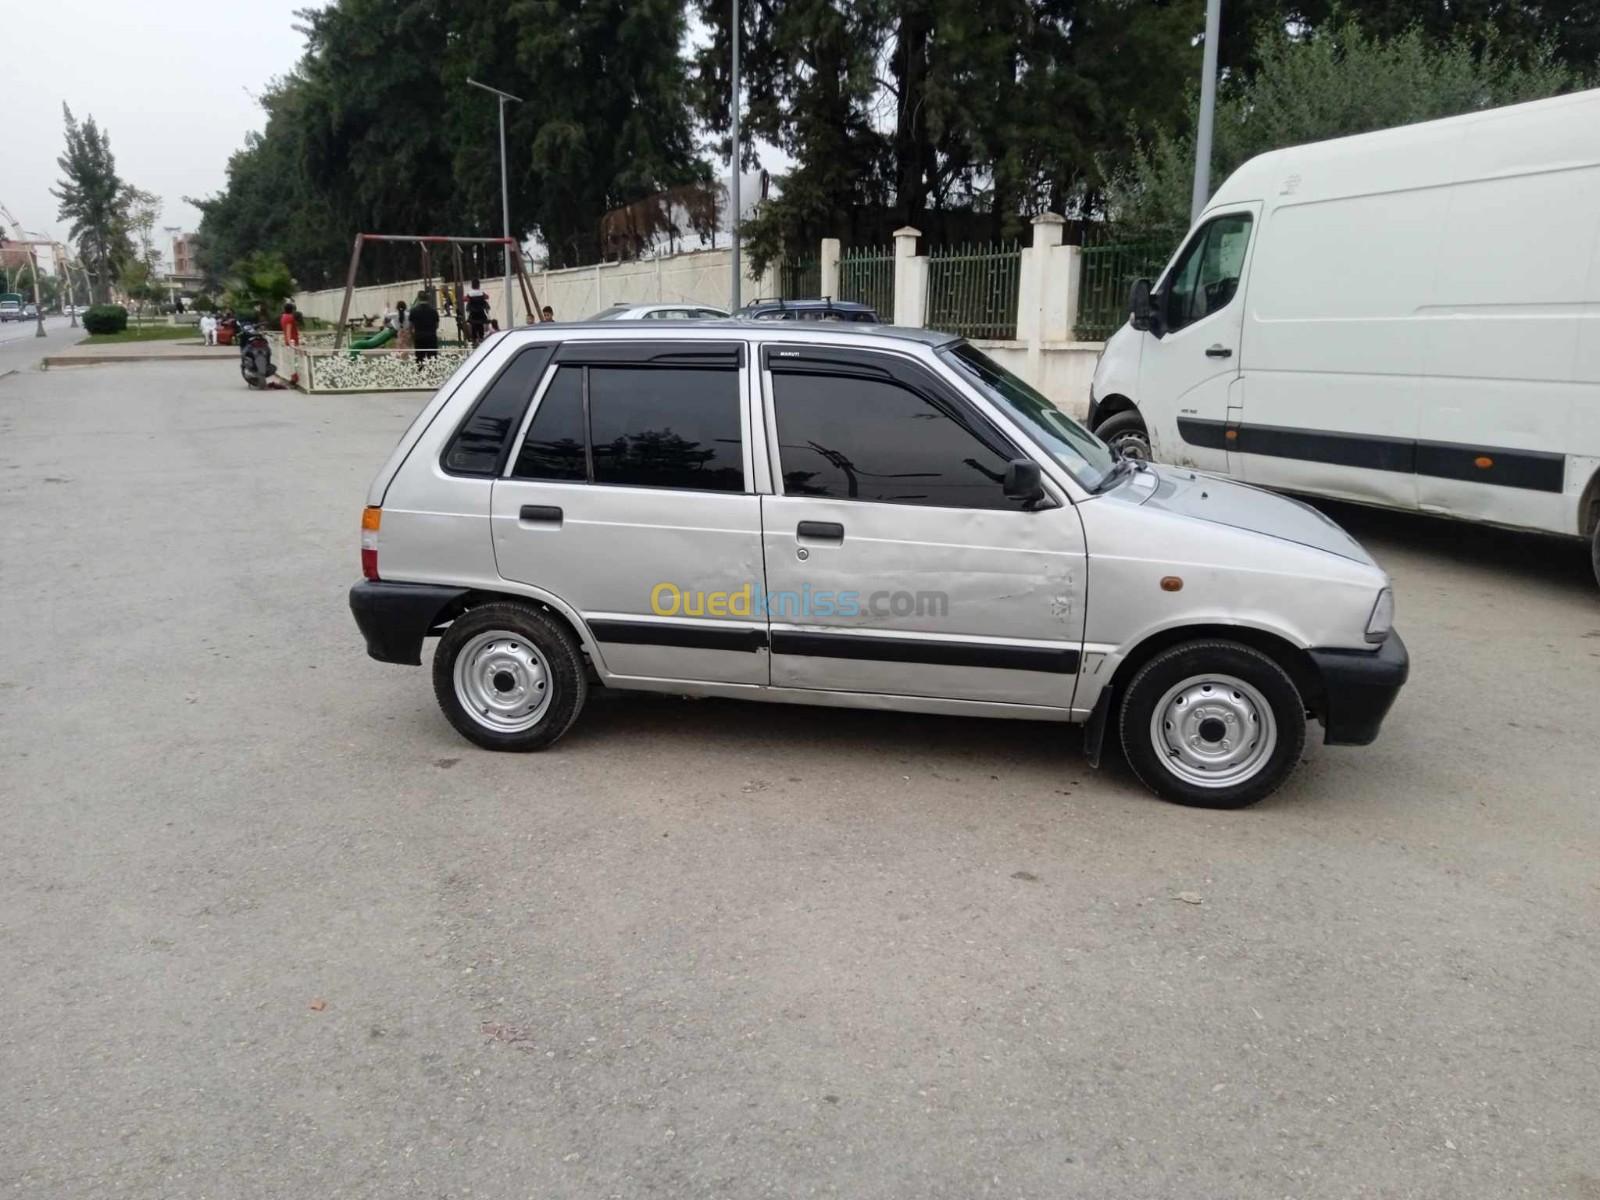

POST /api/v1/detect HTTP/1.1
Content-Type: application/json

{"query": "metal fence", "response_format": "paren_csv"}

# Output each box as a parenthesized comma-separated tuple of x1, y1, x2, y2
(924, 243, 1022, 340)
(780, 256, 820, 300)
(838, 245, 894, 318)
(1075, 238, 1171, 341)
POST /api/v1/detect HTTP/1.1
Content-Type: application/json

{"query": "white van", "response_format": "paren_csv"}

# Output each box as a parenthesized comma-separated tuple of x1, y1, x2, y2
(1088, 88, 1600, 586)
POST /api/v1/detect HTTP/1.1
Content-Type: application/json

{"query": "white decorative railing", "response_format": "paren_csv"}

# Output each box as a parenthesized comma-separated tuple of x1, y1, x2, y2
(279, 344, 471, 393)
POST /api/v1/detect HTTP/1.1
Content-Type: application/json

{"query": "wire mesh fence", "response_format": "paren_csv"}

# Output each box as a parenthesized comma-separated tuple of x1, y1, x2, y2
(838, 245, 894, 318)
(1074, 238, 1172, 341)
(924, 243, 1021, 340)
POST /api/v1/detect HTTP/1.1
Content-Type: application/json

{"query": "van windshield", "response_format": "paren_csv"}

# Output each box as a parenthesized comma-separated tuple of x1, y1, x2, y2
(939, 342, 1117, 490)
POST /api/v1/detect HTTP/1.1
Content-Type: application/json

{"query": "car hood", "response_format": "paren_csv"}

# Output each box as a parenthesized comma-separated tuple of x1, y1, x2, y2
(1129, 465, 1374, 563)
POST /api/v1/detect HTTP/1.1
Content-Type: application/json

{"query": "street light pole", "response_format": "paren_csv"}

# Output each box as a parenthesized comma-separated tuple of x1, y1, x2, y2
(1190, 0, 1223, 223)
(467, 78, 524, 329)
(729, 0, 741, 310)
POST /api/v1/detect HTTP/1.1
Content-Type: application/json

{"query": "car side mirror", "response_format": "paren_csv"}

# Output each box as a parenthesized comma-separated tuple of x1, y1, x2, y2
(1004, 459, 1046, 507)
(1128, 278, 1164, 337)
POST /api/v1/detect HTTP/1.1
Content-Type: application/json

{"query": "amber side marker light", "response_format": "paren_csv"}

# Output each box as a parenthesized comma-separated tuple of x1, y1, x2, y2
(361, 507, 382, 580)
(1474, 455, 1494, 470)
(1160, 576, 1184, 592)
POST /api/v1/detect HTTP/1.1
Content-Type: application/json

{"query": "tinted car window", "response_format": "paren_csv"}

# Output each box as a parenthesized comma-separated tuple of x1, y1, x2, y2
(511, 366, 586, 480)
(771, 372, 1019, 508)
(442, 346, 554, 475)
(589, 366, 744, 492)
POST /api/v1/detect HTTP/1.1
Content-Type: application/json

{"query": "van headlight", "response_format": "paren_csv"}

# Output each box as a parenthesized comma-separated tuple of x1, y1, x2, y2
(1365, 587, 1394, 643)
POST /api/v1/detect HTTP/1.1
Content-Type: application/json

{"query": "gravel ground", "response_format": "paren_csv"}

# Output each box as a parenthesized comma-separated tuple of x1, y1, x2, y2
(1, 361, 1597, 1199)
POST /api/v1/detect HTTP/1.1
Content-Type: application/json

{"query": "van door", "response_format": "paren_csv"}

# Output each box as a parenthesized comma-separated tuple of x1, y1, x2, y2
(756, 345, 1086, 710)
(1140, 205, 1257, 473)
(490, 340, 769, 685)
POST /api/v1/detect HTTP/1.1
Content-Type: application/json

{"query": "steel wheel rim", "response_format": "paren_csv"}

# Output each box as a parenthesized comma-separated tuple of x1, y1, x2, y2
(1150, 673, 1277, 788)
(1111, 430, 1151, 461)
(453, 630, 554, 733)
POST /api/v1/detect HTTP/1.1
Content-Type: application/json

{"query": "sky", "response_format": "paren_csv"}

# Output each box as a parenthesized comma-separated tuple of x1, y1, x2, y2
(1, 2, 313, 251)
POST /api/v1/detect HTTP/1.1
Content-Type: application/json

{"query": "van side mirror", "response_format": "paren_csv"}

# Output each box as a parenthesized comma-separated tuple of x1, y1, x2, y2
(1004, 459, 1046, 507)
(1128, 278, 1163, 336)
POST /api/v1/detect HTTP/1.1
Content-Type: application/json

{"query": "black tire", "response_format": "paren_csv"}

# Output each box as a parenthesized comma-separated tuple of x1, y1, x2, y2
(1118, 640, 1307, 808)
(240, 357, 264, 389)
(431, 601, 587, 751)
(1591, 520, 1599, 591)
(1096, 409, 1152, 460)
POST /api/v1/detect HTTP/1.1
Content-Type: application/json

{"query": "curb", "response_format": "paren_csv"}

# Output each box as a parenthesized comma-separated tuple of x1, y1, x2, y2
(42, 353, 224, 368)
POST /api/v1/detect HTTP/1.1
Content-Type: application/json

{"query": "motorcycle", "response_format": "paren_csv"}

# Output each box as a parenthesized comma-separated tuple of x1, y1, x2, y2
(238, 322, 274, 389)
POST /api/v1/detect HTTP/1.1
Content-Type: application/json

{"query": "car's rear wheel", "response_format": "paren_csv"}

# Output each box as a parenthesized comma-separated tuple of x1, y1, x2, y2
(432, 601, 587, 751)
(1591, 519, 1599, 590)
(1096, 410, 1152, 460)
(1118, 640, 1307, 808)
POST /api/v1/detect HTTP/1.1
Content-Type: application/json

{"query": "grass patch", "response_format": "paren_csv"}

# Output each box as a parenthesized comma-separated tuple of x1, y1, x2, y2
(79, 323, 203, 345)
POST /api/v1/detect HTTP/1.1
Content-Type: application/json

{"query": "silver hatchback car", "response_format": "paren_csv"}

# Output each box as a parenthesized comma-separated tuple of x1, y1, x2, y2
(350, 322, 1407, 807)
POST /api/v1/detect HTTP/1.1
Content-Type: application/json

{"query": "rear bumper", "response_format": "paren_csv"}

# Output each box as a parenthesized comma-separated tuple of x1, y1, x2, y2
(349, 580, 467, 665)
(1308, 631, 1410, 746)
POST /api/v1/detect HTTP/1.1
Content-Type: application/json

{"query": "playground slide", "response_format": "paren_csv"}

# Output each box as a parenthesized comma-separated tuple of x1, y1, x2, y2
(350, 326, 396, 353)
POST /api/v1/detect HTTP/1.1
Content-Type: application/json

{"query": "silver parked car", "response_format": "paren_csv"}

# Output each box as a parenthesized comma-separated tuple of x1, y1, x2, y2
(350, 322, 1407, 807)
(587, 302, 731, 321)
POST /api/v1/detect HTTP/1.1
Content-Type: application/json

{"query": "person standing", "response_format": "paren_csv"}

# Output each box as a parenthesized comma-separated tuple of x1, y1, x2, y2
(394, 299, 412, 350)
(541, 305, 555, 322)
(409, 294, 440, 366)
(279, 301, 301, 347)
(464, 278, 490, 346)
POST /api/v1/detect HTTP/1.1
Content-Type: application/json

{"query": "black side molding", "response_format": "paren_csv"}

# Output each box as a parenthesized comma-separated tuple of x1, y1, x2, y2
(349, 581, 468, 666)
(589, 619, 767, 653)
(770, 630, 1079, 674)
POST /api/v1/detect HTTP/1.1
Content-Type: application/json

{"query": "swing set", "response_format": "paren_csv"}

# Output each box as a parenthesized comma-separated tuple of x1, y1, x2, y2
(332, 233, 546, 348)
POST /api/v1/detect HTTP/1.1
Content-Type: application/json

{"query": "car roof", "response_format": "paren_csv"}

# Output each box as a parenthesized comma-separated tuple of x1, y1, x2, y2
(741, 297, 876, 312)
(507, 318, 958, 347)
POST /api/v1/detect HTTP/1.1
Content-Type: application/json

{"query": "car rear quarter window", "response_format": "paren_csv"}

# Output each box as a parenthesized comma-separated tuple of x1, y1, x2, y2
(588, 366, 743, 492)
(442, 346, 555, 475)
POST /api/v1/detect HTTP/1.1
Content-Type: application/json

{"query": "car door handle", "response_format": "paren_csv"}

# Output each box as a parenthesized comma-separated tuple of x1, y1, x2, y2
(1205, 344, 1233, 358)
(796, 520, 844, 542)
(519, 505, 563, 525)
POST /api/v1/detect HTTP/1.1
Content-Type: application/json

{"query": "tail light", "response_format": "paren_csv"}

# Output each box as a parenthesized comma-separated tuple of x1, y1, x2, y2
(361, 506, 381, 580)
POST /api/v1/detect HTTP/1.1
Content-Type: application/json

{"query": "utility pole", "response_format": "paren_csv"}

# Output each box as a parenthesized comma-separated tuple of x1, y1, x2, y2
(729, 0, 741, 310)
(467, 78, 524, 328)
(1190, 0, 1223, 223)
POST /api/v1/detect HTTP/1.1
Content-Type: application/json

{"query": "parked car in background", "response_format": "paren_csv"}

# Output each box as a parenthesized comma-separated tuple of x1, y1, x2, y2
(22, 304, 38, 319)
(0, 295, 22, 322)
(739, 298, 880, 323)
(588, 302, 730, 321)
(349, 321, 1407, 809)
(1088, 86, 1600, 588)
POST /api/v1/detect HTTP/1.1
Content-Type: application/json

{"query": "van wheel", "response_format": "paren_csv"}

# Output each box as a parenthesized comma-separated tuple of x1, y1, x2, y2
(1118, 640, 1307, 808)
(432, 601, 587, 751)
(1591, 521, 1600, 590)
(1097, 410, 1152, 460)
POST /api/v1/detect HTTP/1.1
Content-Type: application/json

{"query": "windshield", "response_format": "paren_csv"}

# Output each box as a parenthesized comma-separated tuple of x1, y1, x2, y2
(939, 342, 1117, 490)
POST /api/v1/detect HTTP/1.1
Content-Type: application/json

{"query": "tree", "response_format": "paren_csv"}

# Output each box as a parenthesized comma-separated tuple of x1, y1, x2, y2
(52, 105, 135, 302)
(222, 251, 297, 314)
(1105, 16, 1578, 238)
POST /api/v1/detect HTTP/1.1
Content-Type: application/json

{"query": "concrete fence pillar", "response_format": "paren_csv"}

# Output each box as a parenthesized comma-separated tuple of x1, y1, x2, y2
(819, 237, 842, 300)
(892, 227, 926, 328)
(1019, 212, 1075, 377)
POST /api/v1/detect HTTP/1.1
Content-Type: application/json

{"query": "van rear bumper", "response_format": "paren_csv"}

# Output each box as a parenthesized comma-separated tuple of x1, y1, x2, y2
(349, 581, 467, 665)
(1308, 632, 1409, 746)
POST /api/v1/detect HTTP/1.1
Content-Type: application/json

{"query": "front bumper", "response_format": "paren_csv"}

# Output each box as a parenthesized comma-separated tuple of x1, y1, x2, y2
(349, 580, 467, 665)
(1308, 631, 1410, 746)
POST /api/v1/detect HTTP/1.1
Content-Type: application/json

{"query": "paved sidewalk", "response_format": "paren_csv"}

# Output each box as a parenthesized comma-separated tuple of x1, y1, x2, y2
(42, 338, 230, 368)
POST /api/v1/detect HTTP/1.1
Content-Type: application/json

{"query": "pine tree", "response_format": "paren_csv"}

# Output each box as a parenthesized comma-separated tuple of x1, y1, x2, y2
(51, 106, 135, 303)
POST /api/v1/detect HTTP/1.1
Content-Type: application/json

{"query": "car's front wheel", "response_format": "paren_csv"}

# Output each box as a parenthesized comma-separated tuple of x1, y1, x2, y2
(432, 601, 587, 751)
(1096, 410, 1152, 461)
(1118, 640, 1307, 808)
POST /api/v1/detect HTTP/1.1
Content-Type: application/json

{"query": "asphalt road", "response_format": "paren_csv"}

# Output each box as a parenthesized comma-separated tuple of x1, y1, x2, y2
(2, 361, 1597, 1198)
(0, 314, 81, 372)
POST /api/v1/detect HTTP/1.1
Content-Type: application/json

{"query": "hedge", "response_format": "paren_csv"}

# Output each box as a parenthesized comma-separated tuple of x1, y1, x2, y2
(83, 305, 129, 335)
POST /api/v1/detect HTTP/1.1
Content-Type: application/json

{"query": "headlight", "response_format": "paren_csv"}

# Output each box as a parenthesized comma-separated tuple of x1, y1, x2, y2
(1365, 587, 1394, 643)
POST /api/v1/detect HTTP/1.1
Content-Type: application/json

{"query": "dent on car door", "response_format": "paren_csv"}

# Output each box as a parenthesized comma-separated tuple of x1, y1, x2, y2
(757, 345, 1087, 709)
(490, 340, 768, 685)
